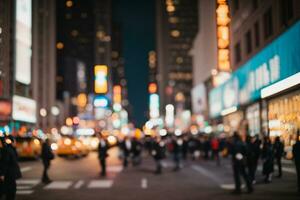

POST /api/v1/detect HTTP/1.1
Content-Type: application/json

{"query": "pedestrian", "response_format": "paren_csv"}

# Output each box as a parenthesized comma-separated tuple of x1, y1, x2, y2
(98, 134, 109, 177)
(172, 136, 183, 171)
(292, 130, 300, 193)
(262, 137, 274, 183)
(151, 136, 166, 174)
(41, 138, 54, 183)
(246, 136, 258, 184)
(251, 135, 261, 184)
(182, 136, 188, 160)
(120, 136, 132, 168)
(2, 135, 22, 200)
(229, 132, 253, 194)
(273, 136, 284, 178)
(131, 137, 142, 166)
(211, 136, 220, 166)
(203, 136, 210, 160)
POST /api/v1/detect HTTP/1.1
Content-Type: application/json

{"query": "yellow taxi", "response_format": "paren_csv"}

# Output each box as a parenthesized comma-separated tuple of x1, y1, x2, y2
(15, 137, 42, 159)
(56, 136, 89, 157)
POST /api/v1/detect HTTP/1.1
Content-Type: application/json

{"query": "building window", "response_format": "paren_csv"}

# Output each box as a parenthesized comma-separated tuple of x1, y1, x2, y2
(245, 30, 252, 54)
(263, 7, 273, 39)
(280, 0, 293, 26)
(254, 21, 260, 47)
(234, 42, 241, 64)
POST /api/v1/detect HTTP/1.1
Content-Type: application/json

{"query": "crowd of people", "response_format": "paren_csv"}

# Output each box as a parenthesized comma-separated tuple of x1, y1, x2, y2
(97, 130, 300, 194)
(0, 129, 299, 200)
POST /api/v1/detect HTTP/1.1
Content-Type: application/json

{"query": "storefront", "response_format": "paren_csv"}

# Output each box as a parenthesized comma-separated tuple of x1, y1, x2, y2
(209, 20, 300, 139)
(267, 90, 300, 146)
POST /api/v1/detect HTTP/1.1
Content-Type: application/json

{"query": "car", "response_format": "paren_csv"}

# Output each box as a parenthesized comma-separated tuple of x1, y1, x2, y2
(15, 137, 42, 159)
(56, 136, 89, 157)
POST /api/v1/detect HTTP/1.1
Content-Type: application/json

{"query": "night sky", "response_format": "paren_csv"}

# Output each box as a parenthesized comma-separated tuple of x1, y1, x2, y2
(112, 0, 155, 127)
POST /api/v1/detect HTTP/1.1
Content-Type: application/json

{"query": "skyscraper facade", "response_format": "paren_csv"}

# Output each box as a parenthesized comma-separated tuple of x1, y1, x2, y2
(156, 0, 198, 115)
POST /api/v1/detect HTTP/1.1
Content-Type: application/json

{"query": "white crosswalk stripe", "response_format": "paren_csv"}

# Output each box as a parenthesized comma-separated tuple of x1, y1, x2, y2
(74, 180, 85, 189)
(16, 179, 40, 195)
(107, 165, 123, 173)
(44, 181, 73, 189)
(88, 180, 113, 188)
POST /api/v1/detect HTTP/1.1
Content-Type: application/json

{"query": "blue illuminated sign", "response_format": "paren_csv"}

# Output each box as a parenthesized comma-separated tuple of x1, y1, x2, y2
(209, 21, 300, 118)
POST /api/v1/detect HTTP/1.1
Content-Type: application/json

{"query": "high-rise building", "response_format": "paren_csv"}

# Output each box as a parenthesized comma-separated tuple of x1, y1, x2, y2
(32, 0, 57, 132)
(0, 0, 13, 129)
(0, 0, 57, 134)
(111, 23, 128, 108)
(190, 0, 218, 118)
(156, 0, 198, 114)
(56, 0, 95, 99)
(56, 0, 114, 112)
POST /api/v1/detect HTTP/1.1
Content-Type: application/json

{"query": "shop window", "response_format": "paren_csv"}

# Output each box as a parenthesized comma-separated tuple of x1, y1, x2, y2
(234, 42, 241, 64)
(254, 21, 260, 47)
(263, 7, 273, 39)
(245, 30, 252, 54)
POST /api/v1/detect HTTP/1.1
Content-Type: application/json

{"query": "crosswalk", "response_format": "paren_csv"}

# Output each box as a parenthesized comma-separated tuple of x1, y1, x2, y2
(17, 165, 124, 195)
(16, 179, 40, 195)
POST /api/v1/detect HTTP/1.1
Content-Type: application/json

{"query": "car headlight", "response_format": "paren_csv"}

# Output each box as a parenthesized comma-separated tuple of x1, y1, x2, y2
(51, 143, 58, 151)
(64, 138, 72, 146)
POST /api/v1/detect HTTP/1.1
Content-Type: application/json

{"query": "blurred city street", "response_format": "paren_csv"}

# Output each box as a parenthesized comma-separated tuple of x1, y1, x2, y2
(15, 148, 299, 200)
(1, 0, 300, 199)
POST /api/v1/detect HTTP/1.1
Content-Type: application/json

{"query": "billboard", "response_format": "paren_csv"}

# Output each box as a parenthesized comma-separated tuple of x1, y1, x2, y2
(94, 65, 108, 94)
(209, 21, 300, 117)
(15, 0, 32, 85)
(191, 83, 207, 114)
(12, 95, 36, 123)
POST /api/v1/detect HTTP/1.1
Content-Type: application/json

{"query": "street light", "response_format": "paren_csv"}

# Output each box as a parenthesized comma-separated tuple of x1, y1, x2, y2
(51, 106, 60, 116)
(40, 108, 47, 117)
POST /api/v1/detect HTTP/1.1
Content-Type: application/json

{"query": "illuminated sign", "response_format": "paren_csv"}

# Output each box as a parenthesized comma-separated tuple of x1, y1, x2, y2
(165, 104, 174, 127)
(209, 21, 300, 117)
(12, 95, 36, 123)
(94, 96, 109, 108)
(15, 0, 32, 85)
(94, 65, 108, 94)
(148, 83, 157, 94)
(113, 85, 122, 104)
(77, 93, 87, 108)
(216, 0, 231, 72)
(149, 94, 160, 119)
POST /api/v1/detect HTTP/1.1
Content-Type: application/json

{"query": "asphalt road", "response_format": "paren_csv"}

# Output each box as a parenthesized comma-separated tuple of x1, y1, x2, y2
(16, 147, 299, 200)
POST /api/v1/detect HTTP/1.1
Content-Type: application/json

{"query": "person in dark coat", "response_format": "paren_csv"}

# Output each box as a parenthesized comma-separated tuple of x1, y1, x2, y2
(273, 136, 284, 178)
(120, 136, 133, 168)
(98, 134, 109, 177)
(131, 137, 142, 166)
(246, 136, 258, 184)
(262, 137, 274, 183)
(2, 135, 22, 200)
(229, 132, 253, 194)
(171, 136, 183, 171)
(203, 136, 211, 160)
(293, 130, 300, 193)
(151, 136, 166, 174)
(41, 139, 54, 183)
